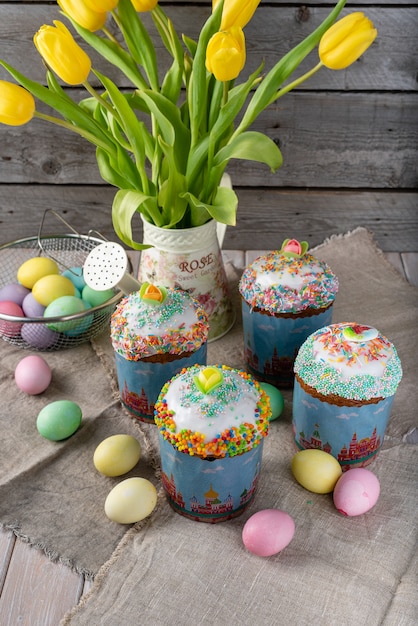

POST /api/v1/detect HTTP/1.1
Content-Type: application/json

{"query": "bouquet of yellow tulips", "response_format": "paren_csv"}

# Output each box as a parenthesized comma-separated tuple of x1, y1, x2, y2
(0, 0, 376, 249)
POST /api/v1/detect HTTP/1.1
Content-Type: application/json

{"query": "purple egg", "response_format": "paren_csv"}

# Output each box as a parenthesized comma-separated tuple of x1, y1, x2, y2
(22, 292, 46, 318)
(21, 323, 60, 349)
(0, 283, 30, 306)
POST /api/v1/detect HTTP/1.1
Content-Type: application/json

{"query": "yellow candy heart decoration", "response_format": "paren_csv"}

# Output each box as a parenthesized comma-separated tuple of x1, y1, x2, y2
(195, 366, 224, 394)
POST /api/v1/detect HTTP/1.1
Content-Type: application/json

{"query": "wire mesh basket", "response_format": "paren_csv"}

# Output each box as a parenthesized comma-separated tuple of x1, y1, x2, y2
(0, 212, 125, 351)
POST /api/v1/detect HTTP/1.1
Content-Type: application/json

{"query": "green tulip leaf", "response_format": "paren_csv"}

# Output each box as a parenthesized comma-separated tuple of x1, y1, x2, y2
(181, 185, 237, 227)
(112, 189, 163, 249)
(214, 131, 283, 172)
(93, 70, 147, 177)
(117, 0, 159, 90)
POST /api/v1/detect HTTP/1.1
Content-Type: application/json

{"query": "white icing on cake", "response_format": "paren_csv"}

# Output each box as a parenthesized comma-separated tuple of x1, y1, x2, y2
(294, 323, 403, 400)
(239, 252, 338, 314)
(110, 288, 209, 360)
(163, 368, 260, 440)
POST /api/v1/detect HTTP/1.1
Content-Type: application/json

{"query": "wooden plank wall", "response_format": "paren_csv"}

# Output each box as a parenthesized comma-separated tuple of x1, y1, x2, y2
(0, 1, 417, 251)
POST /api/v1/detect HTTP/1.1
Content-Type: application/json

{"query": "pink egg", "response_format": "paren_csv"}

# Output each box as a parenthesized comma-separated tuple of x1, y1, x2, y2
(242, 509, 295, 557)
(333, 468, 380, 517)
(0, 301, 25, 337)
(14, 355, 52, 395)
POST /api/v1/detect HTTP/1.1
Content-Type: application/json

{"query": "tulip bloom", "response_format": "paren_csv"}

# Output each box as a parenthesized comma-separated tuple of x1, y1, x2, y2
(0, 81, 35, 126)
(34, 21, 92, 85)
(84, 0, 119, 11)
(57, 0, 107, 32)
(130, 0, 158, 12)
(319, 12, 377, 70)
(206, 26, 246, 82)
(213, 0, 261, 31)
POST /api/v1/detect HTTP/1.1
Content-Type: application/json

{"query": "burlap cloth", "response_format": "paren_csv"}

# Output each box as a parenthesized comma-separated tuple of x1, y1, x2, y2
(1, 228, 417, 625)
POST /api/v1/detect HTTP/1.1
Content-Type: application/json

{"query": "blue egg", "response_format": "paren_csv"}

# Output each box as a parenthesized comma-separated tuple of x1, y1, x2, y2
(62, 267, 86, 292)
(259, 382, 284, 421)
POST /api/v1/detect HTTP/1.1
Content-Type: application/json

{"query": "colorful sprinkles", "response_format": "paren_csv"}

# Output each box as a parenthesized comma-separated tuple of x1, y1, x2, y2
(294, 322, 402, 400)
(239, 251, 338, 314)
(154, 365, 270, 458)
(110, 287, 209, 360)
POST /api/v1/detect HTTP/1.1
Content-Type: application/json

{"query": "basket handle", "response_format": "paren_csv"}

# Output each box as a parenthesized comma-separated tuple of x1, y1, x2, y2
(36, 209, 108, 273)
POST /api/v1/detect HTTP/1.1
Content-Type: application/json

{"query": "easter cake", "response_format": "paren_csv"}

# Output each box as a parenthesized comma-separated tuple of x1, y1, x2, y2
(292, 322, 403, 470)
(110, 283, 209, 423)
(239, 239, 338, 388)
(154, 364, 270, 522)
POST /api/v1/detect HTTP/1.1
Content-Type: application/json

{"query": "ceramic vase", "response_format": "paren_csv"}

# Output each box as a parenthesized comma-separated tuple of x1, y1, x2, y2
(138, 219, 235, 341)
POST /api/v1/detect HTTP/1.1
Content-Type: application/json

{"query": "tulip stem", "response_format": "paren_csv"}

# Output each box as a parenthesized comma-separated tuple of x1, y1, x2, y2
(102, 26, 120, 47)
(33, 112, 116, 154)
(270, 62, 324, 105)
(82, 81, 124, 127)
(222, 82, 229, 106)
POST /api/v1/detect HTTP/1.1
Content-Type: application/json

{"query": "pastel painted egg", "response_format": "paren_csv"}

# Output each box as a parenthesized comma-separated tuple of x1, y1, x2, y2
(21, 323, 60, 349)
(15, 355, 52, 395)
(82, 285, 114, 307)
(44, 296, 91, 335)
(62, 267, 86, 291)
(104, 477, 157, 524)
(0, 283, 30, 305)
(36, 400, 82, 441)
(259, 382, 284, 421)
(291, 449, 342, 494)
(333, 468, 380, 516)
(32, 275, 75, 307)
(242, 509, 295, 557)
(22, 292, 46, 318)
(94, 434, 141, 477)
(63, 301, 93, 337)
(17, 257, 59, 289)
(0, 301, 24, 337)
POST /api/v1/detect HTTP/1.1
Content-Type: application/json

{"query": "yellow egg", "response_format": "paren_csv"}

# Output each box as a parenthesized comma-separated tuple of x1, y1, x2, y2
(94, 434, 141, 477)
(291, 449, 342, 494)
(17, 257, 60, 289)
(32, 274, 75, 306)
(104, 477, 157, 524)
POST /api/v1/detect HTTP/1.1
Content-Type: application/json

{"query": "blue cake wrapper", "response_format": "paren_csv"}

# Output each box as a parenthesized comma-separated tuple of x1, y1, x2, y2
(242, 300, 333, 388)
(158, 433, 264, 522)
(292, 377, 395, 470)
(114, 343, 207, 424)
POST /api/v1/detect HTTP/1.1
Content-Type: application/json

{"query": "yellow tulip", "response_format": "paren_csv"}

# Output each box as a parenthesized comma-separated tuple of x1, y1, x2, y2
(57, 0, 107, 32)
(130, 0, 158, 12)
(206, 26, 246, 82)
(34, 21, 92, 85)
(0, 80, 35, 126)
(213, 0, 261, 30)
(319, 12, 377, 70)
(84, 0, 119, 11)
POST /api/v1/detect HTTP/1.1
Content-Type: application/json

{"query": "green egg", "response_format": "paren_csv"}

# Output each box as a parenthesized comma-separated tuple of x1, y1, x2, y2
(36, 400, 82, 441)
(259, 382, 284, 421)
(44, 295, 92, 335)
(82, 285, 114, 307)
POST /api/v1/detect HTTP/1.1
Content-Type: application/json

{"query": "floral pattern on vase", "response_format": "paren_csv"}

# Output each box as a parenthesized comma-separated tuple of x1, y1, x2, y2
(138, 219, 235, 341)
